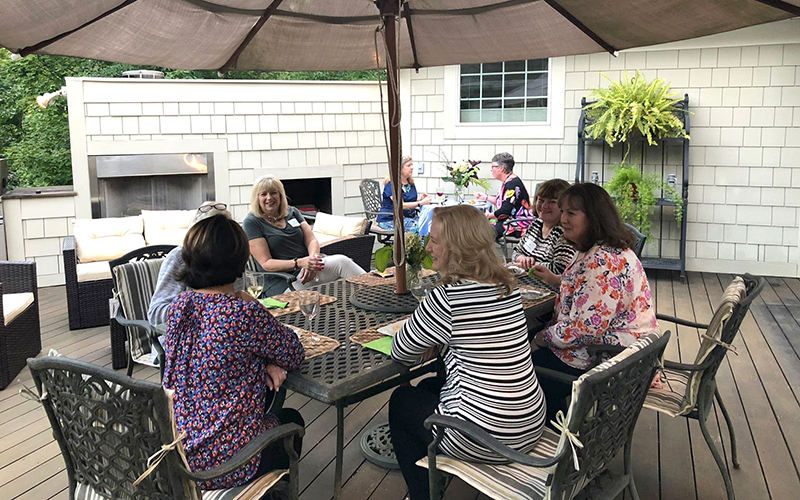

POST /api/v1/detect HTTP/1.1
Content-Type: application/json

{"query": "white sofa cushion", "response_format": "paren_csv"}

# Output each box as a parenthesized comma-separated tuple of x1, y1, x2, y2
(76, 261, 113, 282)
(3, 292, 34, 325)
(73, 216, 145, 263)
(313, 212, 367, 237)
(142, 209, 195, 246)
(314, 232, 342, 245)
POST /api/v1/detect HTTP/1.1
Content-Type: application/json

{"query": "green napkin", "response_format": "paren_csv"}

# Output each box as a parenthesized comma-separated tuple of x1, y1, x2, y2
(259, 297, 289, 309)
(363, 336, 393, 356)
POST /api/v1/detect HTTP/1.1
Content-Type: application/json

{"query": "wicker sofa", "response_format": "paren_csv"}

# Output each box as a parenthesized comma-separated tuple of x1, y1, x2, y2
(63, 210, 196, 330)
(0, 261, 40, 389)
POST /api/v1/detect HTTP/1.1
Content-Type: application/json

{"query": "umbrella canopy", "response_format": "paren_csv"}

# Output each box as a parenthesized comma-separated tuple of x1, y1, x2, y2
(1, 0, 797, 292)
(0, 0, 797, 73)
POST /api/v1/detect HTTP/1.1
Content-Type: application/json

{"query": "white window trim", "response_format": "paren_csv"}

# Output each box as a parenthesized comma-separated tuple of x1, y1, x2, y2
(443, 57, 565, 141)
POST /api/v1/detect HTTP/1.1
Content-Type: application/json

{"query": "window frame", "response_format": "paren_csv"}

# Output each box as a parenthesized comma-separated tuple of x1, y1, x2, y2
(443, 57, 566, 140)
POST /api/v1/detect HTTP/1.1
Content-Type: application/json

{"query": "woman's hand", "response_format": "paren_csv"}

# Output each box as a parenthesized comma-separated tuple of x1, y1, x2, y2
(419, 195, 432, 206)
(298, 256, 323, 272)
(265, 364, 288, 391)
(475, 192, 485, 201)
(515, 255, 536, 270)
(531, 264, 561, 288)
(533, 331, 547, 349)
(298, 268, 317, 284)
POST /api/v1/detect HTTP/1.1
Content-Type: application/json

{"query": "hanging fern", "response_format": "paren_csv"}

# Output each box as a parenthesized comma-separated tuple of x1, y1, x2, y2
(585, 71, 689, 149)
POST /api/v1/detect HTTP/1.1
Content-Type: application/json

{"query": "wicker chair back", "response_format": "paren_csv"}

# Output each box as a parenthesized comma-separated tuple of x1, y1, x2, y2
(28, 356, 198, 500)
(549, 330, 670, 500)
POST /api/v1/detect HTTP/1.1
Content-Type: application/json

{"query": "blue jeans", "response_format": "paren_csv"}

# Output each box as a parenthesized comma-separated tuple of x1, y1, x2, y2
(378, 217, 419, 233)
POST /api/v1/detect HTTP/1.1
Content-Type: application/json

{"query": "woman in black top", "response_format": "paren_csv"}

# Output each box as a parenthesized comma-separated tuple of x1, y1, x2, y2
(475, 152, 533, 240)
(243, 175, 365, 295)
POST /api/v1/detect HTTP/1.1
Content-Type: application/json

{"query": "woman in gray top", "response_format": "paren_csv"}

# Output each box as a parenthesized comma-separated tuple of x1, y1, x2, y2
(243, 175, 365, 296)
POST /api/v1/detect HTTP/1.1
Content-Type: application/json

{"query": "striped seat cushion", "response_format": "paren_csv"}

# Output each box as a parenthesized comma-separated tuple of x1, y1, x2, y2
(113, 258, 165, 364)
(416, 426, 561, 500)
(643, 368, 691, 417)
(75, 470, 288, 500)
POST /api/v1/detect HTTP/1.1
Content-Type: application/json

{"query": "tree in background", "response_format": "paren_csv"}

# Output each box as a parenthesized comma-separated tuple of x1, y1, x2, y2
(0, 48, 379, 189)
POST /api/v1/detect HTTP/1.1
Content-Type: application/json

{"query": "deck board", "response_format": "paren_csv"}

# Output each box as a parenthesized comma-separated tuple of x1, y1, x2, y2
(2, 274, 800, 500)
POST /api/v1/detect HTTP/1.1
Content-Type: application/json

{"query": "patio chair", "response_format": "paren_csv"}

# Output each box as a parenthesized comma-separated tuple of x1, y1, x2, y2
(643, 274, 763, 500)
(63, 235, 115, 330)
(302, 212, 376, 271)
(26, 355, 303, 500)
(108, 245, 176, 372)
(625, 224, 646, 258)
(359, 178, 394, 244)
(499, 216, 536, 261)
(0, 261, 40, 389)
(420, 330, 670, 500)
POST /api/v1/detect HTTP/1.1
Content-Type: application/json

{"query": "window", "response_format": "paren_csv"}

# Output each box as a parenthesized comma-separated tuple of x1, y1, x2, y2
(460, 59, 549, 123)
(443, 57, 565, 140)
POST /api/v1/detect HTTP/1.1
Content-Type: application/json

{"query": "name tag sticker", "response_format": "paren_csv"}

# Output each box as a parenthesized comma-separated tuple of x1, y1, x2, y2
(288, 218, 301, 227)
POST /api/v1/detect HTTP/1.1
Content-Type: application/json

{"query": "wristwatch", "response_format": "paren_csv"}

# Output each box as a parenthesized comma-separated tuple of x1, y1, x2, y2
(293, 257, 299, 270)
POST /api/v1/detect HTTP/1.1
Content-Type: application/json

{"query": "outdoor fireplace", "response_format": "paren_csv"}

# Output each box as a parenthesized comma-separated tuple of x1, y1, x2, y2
(282, 178, 332, 215)
(88, 153, 215, 218)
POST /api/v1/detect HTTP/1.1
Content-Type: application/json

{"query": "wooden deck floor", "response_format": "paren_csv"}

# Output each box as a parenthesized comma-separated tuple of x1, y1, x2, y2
(1, 271, 799, 500)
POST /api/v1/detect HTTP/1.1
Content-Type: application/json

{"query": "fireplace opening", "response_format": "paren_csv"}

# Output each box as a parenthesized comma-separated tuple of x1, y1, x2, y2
(282, 178, 332, 216)
(88, 153, 215, 218)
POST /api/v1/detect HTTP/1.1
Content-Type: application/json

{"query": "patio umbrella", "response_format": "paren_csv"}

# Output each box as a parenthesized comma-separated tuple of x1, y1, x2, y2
(1, 0, 798, 291)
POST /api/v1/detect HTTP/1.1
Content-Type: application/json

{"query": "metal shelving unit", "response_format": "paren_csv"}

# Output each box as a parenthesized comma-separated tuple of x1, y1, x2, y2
(575, 94, 690, 279)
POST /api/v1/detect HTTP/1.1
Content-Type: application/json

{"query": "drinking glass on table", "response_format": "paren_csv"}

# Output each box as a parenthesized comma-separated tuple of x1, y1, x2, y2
(246, 271, 266, 299)
(436, 185, 445, 202)
(298, 290, 321, 331)
(409, 273, 432, 303)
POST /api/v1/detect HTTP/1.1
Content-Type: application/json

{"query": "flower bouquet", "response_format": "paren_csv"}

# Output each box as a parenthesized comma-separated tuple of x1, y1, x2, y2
(441, 159, 492, 202)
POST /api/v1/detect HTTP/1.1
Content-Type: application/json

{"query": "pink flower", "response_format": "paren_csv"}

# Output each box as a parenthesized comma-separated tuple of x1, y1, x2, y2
(591, 314, 602, 327)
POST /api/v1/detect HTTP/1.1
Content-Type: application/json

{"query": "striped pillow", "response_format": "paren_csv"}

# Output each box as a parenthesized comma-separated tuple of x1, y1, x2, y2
(113, 258, 165, 364)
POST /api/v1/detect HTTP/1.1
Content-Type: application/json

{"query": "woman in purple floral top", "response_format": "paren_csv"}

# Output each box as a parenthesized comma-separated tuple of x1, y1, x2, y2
(163, 215, 305, 490)
(530, 183, 658, 421)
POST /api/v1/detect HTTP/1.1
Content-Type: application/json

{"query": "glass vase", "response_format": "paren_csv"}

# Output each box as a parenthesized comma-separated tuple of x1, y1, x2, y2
(406, 264, 422, 291)
(453, 185, 465, 204)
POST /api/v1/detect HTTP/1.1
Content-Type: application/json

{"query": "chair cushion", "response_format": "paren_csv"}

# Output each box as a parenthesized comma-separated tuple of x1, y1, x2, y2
(113, 258, 165, 363)
(643, 367, 691, 417)
(76, 261, 112, 282)
(314, 231, 345, 245)
(313, 212, 367, 237)
(73, 216, 146, 263)
(416, 426, 561, 500)
(3, 292, 34, 325)
(142, 210, 195, 246)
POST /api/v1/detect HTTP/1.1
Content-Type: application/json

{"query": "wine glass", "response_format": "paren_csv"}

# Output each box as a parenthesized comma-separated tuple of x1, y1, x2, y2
(246, 272, 266, 299)
(436, 185, 445, 202)
(298, 290, 321, 331)
(312, 253, 326, 284)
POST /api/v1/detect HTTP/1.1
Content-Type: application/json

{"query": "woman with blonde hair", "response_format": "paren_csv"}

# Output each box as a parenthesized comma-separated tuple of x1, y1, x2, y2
(377, 156, 431, 232)
(390, 205, 547, 500)
(243, 175, 365, 296)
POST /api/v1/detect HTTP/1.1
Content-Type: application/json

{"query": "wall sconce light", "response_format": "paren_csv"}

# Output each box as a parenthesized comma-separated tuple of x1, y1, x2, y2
(36, 86, 67, 108)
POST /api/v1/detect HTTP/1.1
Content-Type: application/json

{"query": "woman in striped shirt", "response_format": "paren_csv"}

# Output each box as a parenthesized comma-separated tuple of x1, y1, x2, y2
(511, 178, 576, 276)
(390, 205, 547, 500)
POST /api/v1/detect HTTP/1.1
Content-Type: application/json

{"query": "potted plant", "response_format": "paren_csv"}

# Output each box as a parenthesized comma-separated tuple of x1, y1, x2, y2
(374, 232, 433, 290)
(604, 162, 683, 240)
(585, 71, 690, 153)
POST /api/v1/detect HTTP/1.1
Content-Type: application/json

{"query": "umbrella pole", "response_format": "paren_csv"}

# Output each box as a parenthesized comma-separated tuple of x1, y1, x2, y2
(377, 0, 406, 294)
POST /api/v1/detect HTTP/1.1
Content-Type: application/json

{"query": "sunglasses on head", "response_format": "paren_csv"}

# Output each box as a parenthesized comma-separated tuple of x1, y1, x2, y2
(197, 202, 227, 213)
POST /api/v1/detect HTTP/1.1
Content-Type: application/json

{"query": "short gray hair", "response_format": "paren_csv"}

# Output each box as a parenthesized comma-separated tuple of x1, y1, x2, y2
(492, 152, 515, 173)
(191, 201, 231, 227)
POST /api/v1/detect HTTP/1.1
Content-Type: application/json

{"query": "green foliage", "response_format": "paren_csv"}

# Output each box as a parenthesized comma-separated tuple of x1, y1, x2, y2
(0, 47, 380, 189)
(585, 71, 689, 150)
(604, 162, 683, 240)
(374, 233, 433, 272)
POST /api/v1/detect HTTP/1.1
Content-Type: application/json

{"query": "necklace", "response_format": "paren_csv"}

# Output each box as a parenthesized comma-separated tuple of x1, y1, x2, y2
(264, 213, 283, 224)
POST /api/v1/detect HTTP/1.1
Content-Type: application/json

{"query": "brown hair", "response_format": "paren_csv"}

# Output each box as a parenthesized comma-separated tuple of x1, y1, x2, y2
(558, 183, 636, 252)
(180, 215, 249, 289)
(535, 178, 571, 201)
(433, 205, 515, 296)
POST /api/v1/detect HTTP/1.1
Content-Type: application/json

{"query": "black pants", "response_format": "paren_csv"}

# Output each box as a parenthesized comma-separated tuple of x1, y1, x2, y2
(531, 348, 586, 424)
(389, 376, 445, 500)
(249, 408, 305, 482)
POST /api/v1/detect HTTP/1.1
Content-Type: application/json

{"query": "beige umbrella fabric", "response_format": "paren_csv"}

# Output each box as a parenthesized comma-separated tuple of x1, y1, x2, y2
(0, 0, 797, 73)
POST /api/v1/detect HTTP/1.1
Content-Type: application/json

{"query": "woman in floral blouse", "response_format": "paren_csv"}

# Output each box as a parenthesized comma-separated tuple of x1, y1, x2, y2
(531, 183, 657, 419)
(163, 214, 305, 490)
(474, 152, 532, 240)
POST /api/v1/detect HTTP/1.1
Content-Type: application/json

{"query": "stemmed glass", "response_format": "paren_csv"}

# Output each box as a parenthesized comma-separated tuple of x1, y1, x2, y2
(298, 290, 321, 331)
(246, 271, 266, 299)
(436, 185, 445, 203)
(312, 253, 326, 284)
